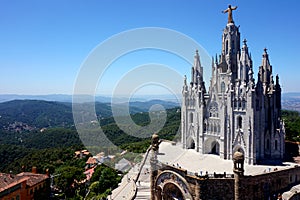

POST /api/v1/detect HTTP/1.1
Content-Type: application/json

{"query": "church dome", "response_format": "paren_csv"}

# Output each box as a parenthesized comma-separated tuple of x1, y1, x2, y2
(233, 151, 244, 162)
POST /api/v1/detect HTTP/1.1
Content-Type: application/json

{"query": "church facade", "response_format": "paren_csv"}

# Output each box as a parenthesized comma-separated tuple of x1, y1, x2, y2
(181, 7, 285, 164)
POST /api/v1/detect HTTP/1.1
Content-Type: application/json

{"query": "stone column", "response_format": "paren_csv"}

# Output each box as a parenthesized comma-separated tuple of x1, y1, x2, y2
(233, 150, 244, 200)
(234, 173, 241, 200)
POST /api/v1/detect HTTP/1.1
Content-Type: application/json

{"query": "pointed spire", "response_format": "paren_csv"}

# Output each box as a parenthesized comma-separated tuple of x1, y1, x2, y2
(262, 48, 269, 64)
(275, 74, 281, 92)
(192, 49, 203, 84)
(194, 50, 201, 71)
(260, 48, 272, 84)
(238, 38, 252, 83)
(276, 74, 280, 86)
(242, 39, 248, 53)
(243, 39, 247, 46)
(262, 48, 271, 70)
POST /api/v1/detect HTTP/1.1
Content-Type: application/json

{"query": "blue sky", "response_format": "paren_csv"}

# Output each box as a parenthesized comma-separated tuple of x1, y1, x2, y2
(0, 0, 299, 96)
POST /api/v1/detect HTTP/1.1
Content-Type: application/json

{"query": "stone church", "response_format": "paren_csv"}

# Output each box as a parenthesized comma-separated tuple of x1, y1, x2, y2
(181, 5, 285, 164)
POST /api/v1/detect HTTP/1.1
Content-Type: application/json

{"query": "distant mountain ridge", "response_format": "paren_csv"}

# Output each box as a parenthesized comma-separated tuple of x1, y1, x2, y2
(0, 99, 179, 130)
(1, 93, 297, 103)
(0, 94, 180, 103)
(282, 93, 300, 112)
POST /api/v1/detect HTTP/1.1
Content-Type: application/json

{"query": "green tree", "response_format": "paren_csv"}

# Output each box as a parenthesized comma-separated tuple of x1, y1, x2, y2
(98, 167, 120, 194)
(88, 165, 121, 198)
(282, 110, 300, 141)
(55, 166, 85, 198)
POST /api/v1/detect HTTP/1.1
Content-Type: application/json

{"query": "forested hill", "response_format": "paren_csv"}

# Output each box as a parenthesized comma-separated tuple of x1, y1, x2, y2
(0, 100, 74, 128)
(0, 99, 179, 130)
(0, 107, 181, 173)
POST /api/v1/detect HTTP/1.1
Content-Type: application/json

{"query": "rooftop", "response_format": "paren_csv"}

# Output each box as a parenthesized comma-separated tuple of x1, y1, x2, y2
(0, 172, 48, 193)
(0, 173, 28, 193)
(17, 172, 48, 187)
(86, 157, 97, 164)
(157, 141, 298, 176)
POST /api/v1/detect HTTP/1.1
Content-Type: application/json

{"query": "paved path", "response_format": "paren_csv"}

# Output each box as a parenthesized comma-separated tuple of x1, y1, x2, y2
(107, 164, 138, 200)
(107, 150, 151, 200)
(135, 152, 151, 199)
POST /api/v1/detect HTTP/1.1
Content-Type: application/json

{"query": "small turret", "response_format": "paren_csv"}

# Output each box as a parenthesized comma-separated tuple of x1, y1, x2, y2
(233, 150, 244, 200)
(233, 150, 244, 175)
(183, 75, 188, 92)
(151, 133, 159, 152)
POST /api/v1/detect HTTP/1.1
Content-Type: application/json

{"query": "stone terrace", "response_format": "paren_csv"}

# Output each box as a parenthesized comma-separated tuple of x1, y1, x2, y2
(157, 141, 298, 176)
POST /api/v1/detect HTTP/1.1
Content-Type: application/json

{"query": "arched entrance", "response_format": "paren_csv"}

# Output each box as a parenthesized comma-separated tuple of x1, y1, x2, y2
(155, 170, 194, 200)
(211, 141, 220, 155)
(204, 138, 220, 155)
(163, 182, 184, 200)
(187, 137, 195, 149)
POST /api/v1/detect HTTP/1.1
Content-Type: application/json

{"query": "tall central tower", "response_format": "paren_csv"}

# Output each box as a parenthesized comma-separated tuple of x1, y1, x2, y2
(219, 14, 240, 81)
(181, 5, 285, 164)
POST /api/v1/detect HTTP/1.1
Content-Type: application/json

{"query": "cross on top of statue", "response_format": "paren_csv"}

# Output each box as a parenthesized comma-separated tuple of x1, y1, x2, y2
(222, 5, 238, 24)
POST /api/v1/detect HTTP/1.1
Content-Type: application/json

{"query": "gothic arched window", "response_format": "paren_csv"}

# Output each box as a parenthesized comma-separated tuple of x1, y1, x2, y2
(190, 113, 193, 123)
(242, 99, 246, 110)
(225, 40, 228, 54)
(275, 140, 278, 150)
(234, 99, 237, 109)
(221, 82, 225, 93)
(209, 102, 218, 118)
(237, 116, 242, 129)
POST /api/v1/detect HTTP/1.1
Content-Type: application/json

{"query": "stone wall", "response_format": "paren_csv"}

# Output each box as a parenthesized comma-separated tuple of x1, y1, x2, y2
(240, 166, 300, 200)
(152, 163, 300, 200)
(197, 178, 234, 200)
(153, 163, 235, 200)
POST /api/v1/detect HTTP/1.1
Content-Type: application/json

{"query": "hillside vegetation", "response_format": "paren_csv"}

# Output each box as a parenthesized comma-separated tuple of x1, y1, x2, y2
(0, 99, 180, 173)
(282, 110, 300, 142)
(0, 99, 178, 129)
(2, 100, 300, 172)
(1, 99, 300, 199)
